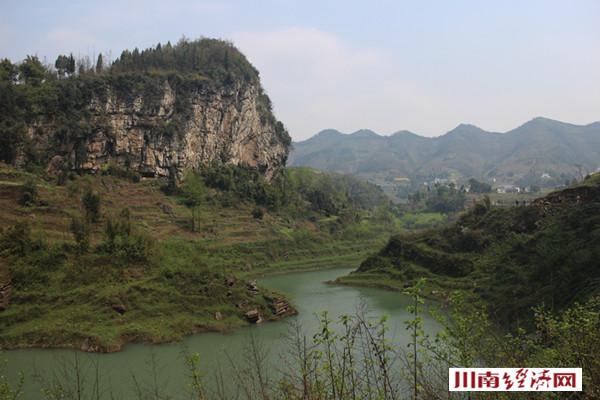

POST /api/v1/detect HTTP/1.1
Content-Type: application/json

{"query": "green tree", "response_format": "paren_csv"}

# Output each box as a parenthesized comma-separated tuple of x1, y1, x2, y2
(67, 54, 75, 75)
(468, 177, 492, 194)
(82, 189, 101, 223)
(102, 207, 154, 263)
(0, 58, 17, 83)
(425, 184, 466, 214)
(95, 53, 104, 74)
(180, 173, 207, 232)
(252, 205, 264, 219)
(74, 141, 88, 169)
(70, 215, 90, 253)
(0, 119, 25, 164)
(166, 166, 178, 195)
(18, 55, 47, 86)
(55, 55, 70, 78)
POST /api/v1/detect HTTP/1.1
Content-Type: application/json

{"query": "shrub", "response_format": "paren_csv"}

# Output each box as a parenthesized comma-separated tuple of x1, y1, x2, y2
(101, 162, 141, 182)
(19, 178, 38, 206)
(252, 205, 264, 220)
(70, 215, 90, 253)
(100, 208, 155, 263)
(0, 220, 34, 257)
(399, 213, 444, 231)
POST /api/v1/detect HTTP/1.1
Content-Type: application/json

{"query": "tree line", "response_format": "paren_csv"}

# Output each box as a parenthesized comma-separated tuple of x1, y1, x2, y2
(1, 37, 259, 86)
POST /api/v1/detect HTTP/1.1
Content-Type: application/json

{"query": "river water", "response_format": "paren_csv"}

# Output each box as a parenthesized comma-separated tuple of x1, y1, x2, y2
(4, 267, 441, 399)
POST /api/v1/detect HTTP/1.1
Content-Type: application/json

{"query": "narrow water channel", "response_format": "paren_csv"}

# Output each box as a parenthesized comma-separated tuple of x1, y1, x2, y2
(4, 267, 441, 399)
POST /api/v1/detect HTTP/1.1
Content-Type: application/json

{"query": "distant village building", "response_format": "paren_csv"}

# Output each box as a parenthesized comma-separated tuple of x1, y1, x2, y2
(497, 185, 520, 194)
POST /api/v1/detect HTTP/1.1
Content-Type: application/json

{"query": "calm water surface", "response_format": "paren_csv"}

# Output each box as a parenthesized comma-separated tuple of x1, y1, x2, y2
(4, 267, 441, 398)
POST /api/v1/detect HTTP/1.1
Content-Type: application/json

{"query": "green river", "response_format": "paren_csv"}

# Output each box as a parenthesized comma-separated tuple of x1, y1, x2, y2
(3, 267, 441, 399)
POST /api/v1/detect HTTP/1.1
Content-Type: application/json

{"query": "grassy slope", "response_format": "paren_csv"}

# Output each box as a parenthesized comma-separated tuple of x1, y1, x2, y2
(337, 173, 600, 327)
(0, 166, 384, 352)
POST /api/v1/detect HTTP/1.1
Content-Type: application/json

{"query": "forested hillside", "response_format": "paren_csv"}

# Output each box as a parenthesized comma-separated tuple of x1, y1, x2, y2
(289, 118, 600, 194)
(339, 173, 600, 328)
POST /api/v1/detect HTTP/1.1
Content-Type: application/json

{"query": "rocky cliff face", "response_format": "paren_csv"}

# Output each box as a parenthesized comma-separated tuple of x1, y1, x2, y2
(22, 78, 289, 180)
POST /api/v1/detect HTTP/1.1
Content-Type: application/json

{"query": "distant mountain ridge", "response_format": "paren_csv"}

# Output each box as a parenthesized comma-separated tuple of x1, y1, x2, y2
(289, 118, 600, 188)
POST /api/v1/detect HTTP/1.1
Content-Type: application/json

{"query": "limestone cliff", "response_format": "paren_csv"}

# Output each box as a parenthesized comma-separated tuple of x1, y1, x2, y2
(10, 39, 291, 180)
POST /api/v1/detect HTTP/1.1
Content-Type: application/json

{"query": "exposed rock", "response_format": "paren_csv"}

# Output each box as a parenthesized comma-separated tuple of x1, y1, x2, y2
(20, 79, 289, 181)
(532, 185, 600, 209)
(245, 309, 262, 324)
(226, 275, 238, 286)
(46, 155, 65, 174)
(271, 297, 290, 316)
(111, 303, 126, 315)
(160, 203, 174, 215)
(101, 179, 114, 191)
(247, 280, 259, 296)
(215, 311, 222, 321)
(247, 280, 258, 289)
(81, 337, 101, 352)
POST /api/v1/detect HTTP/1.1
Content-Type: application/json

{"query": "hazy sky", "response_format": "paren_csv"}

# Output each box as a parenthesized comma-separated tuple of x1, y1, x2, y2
(2, 0, 599, 141)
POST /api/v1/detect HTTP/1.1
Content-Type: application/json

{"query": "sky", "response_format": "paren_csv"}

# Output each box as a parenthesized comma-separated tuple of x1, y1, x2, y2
(1, 0, 599, 141)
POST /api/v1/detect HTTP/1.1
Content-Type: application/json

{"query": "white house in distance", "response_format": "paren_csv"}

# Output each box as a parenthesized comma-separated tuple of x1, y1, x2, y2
(497, 185, 520, 194)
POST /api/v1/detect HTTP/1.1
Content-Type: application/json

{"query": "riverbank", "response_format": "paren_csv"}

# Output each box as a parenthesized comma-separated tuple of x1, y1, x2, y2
(333, 268, 469, 307)
(0, 277, 297, 353)
(0, 242, 372, 353)
(4, 266, 439, 399)
(0, 167, 390, 352)
(2, 243, 373, 354)
(1, 305, 299, 354)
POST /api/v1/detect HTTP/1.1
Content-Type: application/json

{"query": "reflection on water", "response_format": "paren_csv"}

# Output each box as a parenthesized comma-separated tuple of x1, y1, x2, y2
(4, 267, 442, 398)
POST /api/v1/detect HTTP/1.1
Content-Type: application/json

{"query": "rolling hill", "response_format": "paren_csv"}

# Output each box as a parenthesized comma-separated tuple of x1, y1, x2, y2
(289, 118, 600, 191)
(337, 172, 600, 327)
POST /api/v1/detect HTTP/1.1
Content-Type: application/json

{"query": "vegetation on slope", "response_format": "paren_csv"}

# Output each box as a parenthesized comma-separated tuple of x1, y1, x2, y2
(0, 162, 393, 351)
(330, 175, 600, 396)
(339, 173, 600, 329)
